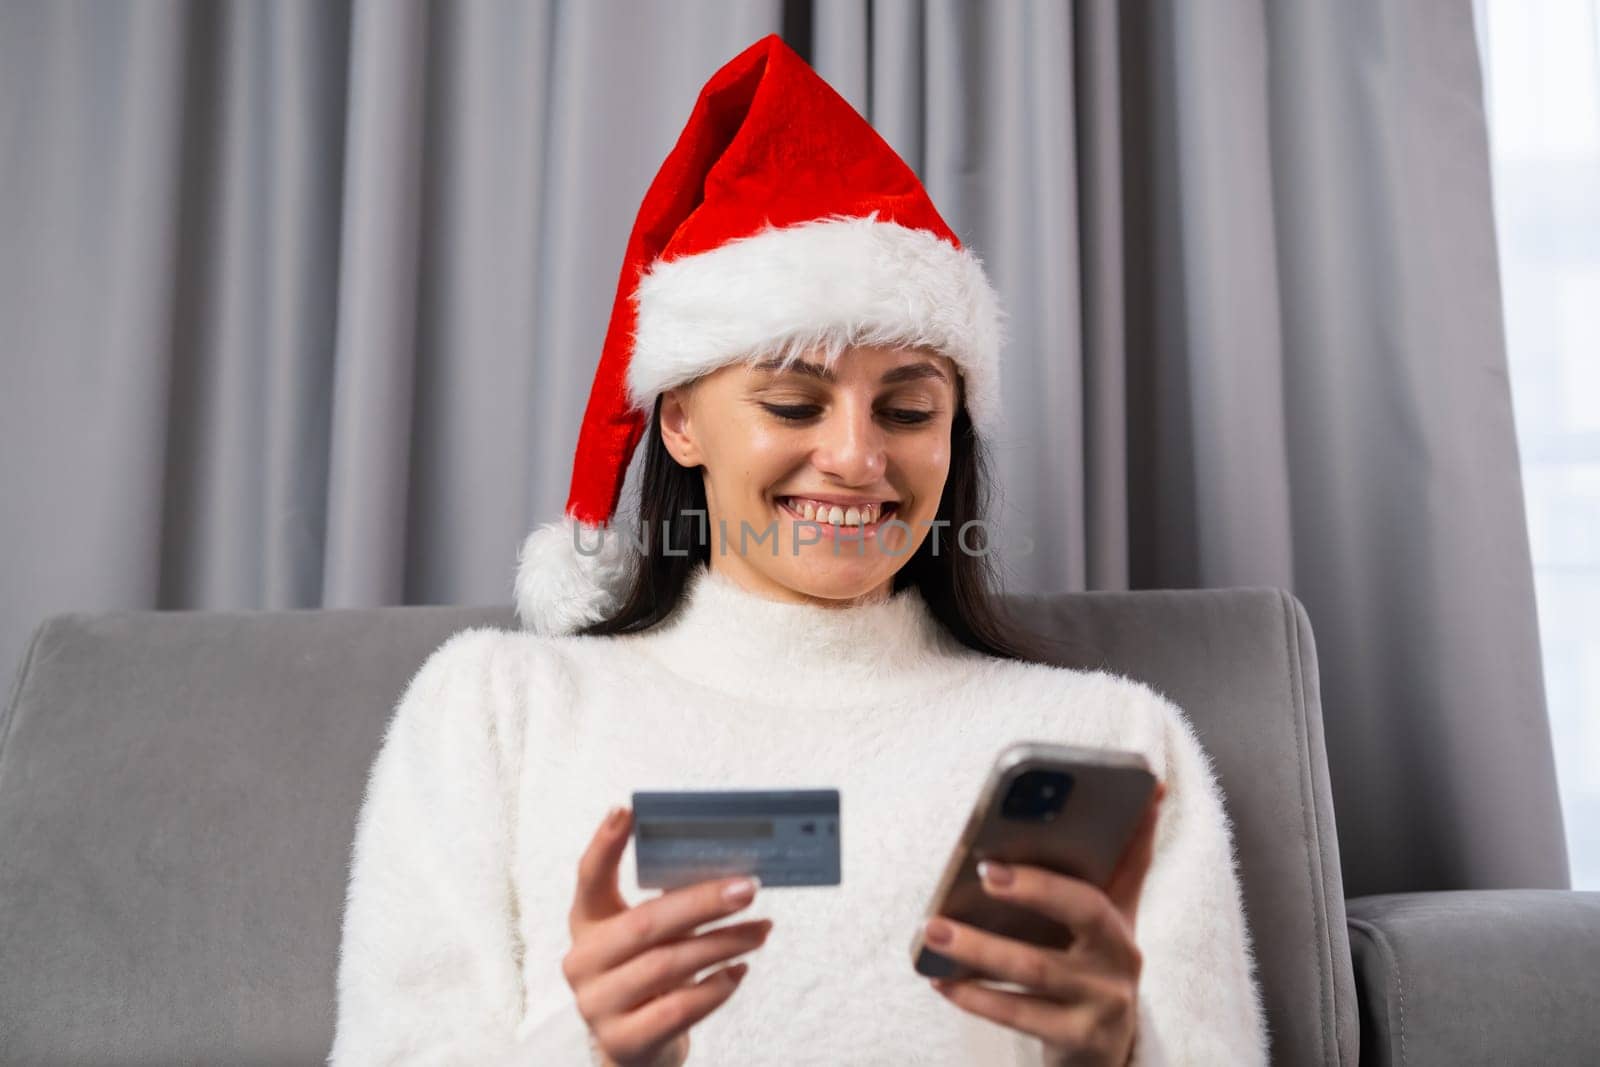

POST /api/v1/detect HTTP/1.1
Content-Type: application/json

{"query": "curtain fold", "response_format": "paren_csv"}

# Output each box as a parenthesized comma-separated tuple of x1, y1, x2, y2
(0, 0, 1564, 897)
(1260, 0, 1564, 892)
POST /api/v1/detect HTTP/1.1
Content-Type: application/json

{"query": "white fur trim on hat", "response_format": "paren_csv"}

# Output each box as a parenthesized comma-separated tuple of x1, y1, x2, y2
(627, 214, 1004, 431)
(514, 515, 640, 635)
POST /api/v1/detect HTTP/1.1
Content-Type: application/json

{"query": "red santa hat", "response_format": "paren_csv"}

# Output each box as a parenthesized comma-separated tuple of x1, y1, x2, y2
(515, 33, 1004, 635)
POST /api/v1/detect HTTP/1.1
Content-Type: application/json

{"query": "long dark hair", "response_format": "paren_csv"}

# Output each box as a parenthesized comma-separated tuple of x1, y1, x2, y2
(577, 389, 1052, 663)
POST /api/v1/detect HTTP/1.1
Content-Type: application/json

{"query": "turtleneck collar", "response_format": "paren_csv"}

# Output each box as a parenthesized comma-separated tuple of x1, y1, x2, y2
(627, 561, 975, 707)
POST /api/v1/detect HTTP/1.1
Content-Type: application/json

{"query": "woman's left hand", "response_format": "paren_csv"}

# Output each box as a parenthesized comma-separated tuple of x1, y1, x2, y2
(924, 780, 1167, 1067)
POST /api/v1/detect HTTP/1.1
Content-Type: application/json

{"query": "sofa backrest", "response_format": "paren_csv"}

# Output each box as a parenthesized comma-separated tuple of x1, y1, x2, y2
(0, 589, 1355, 1064)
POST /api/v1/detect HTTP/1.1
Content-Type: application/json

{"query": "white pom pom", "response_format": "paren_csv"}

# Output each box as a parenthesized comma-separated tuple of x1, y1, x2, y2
(514, 515, 639, 636)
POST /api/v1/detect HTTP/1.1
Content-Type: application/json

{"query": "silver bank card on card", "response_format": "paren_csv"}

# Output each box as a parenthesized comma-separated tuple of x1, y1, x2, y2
(631, 789, 841, 890)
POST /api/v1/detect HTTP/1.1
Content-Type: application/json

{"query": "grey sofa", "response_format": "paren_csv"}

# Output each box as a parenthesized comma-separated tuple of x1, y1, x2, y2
(1, 589, 1595, 1065)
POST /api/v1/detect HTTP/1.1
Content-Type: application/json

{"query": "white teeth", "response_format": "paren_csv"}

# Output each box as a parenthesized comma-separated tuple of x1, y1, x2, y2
(781, 497, 893, 526)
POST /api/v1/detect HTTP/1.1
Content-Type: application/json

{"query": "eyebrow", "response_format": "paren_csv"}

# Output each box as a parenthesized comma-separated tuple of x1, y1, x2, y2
(757, 358, 950, 387)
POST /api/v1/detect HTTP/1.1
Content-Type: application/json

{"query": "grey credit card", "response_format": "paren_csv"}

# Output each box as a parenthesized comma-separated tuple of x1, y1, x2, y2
(632, 789, 841, 890)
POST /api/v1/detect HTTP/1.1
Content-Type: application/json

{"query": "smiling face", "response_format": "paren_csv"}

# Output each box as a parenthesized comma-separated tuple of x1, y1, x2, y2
(656, 344, 961, 607)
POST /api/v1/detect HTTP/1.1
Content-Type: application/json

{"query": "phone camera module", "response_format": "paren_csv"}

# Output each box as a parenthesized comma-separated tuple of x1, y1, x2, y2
(1000, 770, 1075, 822)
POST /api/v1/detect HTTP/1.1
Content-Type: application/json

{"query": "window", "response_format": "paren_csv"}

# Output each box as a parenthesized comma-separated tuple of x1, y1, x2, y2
(1474, 0, 1600, 889)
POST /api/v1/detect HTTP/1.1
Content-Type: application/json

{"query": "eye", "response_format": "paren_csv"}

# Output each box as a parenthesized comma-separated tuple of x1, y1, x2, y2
(762, 404, 821, 422)
(760, 403, 936, 427)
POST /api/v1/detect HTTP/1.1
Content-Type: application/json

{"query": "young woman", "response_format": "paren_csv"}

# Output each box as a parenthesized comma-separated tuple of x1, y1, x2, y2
(330, 35, 1268, 1067)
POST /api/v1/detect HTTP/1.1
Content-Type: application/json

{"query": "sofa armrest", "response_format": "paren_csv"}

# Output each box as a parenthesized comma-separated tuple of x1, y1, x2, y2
(1346, 889, 1600, 1066)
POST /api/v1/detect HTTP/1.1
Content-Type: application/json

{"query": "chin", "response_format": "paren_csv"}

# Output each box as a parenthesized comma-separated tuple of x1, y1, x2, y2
(772, 558, 898, 602)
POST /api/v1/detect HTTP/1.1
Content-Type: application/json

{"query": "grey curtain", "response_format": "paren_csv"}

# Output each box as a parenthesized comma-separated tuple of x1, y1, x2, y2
(0, 0, 1567, 898)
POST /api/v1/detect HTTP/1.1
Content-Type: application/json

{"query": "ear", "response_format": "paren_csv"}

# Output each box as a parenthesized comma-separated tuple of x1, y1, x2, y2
(657, 387, 703, 468)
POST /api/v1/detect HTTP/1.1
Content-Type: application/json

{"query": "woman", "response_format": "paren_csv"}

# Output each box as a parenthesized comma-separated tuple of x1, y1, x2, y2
(330, 34, 1268, 1067)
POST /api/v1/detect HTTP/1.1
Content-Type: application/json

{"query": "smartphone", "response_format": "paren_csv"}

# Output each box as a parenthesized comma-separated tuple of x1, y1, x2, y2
(910, 741, 1157, 982)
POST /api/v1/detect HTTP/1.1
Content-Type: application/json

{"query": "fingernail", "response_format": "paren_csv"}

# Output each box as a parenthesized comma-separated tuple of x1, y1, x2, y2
(726, 962, 749, 983)
(925, 918, 953, 945)
(605, 806, 626, 831)
(978, 860, 1013, 888)
(723, 877, 759, 903)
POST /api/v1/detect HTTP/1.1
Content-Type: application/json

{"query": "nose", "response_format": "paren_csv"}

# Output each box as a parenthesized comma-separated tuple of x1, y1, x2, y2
(811, 395, 887, 485)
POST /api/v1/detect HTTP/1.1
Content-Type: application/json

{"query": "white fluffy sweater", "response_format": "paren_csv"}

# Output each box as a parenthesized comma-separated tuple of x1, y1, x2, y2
(330, 563, 1269, 1065)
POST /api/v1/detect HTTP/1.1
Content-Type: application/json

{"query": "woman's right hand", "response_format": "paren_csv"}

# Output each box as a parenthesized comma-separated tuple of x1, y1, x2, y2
(563, 806, 772, 1067)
